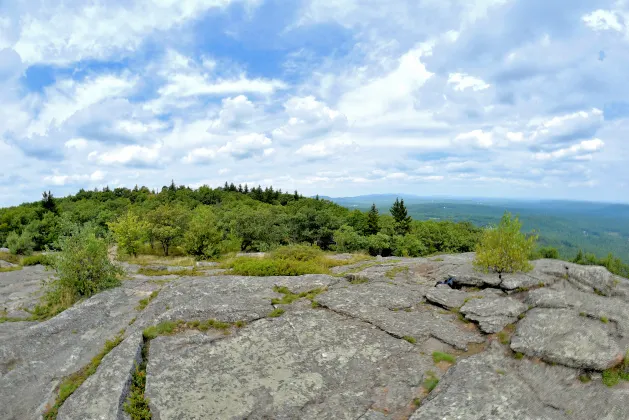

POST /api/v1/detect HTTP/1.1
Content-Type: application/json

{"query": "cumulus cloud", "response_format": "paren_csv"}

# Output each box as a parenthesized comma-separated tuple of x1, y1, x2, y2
(88, 144, 163, 167)
(453, 130, 494, 149)
(447, 73, 491, 91)
(534, 138, 605, 161)
(272, 96, 348, 142)
(44, 170, 106, 186)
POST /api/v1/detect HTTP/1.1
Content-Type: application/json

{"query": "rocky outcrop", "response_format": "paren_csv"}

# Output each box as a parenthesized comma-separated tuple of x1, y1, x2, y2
(1, 254, 629, 419)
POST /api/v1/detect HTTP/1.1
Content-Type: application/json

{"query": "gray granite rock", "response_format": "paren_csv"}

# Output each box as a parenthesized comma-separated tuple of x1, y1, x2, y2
(511, 308, 624, 370)
(411, 341, 629, 420)
(146, 309, 434, 420)
(57, 332, 143, 420)
(460, 297, 527, 333)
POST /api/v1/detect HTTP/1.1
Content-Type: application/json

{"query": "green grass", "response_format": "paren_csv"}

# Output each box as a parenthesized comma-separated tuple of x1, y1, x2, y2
(602, 351, 629, 387)
(403, 336, 417, 344)
(600, 316, 609, 324)
(347, 275, 369, 284)
(385, 266, 409, 279)
(22, 254, 52, 266)
(268, 308, 285, 318)
(137, 267, 202, 276)
(124, 342, 151, 420)
(44, 330, 125, 419)
(0, 266, 22, 273)
(497, 324, 516, 345)
(0, 252, 21, 265)
(142, 321, 181, 340)
(271, 286, 325, 305)
(423, 372, 439, 392)
(513, 352, 525, 360)
(496, 369, 506, 375)
(579, 374, 591, 383)
(136, 291, 159, 311)
(432, 351, 456, 364)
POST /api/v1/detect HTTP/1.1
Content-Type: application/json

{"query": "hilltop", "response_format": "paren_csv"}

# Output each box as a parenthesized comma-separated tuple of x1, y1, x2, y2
(2, 252, 629, 419)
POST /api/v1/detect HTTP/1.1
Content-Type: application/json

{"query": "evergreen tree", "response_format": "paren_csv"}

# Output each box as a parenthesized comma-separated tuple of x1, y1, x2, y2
(244, 184, 249, 194)
(294, 190, 300, 201)
(238, 184, 243, 193)
(390, 198, 412, 235)
(229, 182, 237, 192)
(366, 204, 380, 235)
(223, 182, 229, 190)
(42, 191, 57, 213)
(169, 180, 177, 192)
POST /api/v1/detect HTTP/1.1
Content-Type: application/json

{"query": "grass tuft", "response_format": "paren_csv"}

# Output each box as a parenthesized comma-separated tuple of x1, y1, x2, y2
(432, 351, 456, 364)
(385, 266, 409, 279)
(271, 286, 325, 305)
(138, 267, 202, 277)
(136, 291, 159, 311)
(422, 372, 439, 392)
(268, 308, 285, 318)
(403, 336, 417, 344)
(0, 266, 22, 273)
(124, 342, 151, 419)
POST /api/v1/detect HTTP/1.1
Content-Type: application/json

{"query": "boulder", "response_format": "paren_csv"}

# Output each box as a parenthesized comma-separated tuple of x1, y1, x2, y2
(460, 297, 527, 333)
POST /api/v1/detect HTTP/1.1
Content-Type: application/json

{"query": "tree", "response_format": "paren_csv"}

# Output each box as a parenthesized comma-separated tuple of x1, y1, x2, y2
(147, 204, 190, 256)
(108, 211, 149, 257)
(390, 198, 412, 235)
(183, 206, 222, 259)
(42, 191, 57, 213)
(333, 225, 367, 253)
(366, 204, 380, 235)
(474, 212, 537, 278)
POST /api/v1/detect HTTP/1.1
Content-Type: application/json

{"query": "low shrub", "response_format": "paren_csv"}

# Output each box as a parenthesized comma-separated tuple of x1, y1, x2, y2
(224, 257, 327, 276)
(22, 254, 52, 266)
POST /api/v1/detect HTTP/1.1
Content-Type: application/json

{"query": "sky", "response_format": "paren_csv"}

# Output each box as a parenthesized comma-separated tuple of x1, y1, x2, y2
(1, 0, 629, 206)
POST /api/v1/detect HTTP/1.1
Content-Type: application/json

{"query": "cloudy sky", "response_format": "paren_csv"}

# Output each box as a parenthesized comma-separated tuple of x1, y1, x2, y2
(1, 0, 628, 206)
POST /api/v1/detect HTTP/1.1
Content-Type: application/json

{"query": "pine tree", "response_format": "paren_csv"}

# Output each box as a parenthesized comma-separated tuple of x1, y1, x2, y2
(390, 198, 412, 235)
(294, 190, 300, 201)
(223, 182, 229, 191)
(169, 180, 177, 192)
(366, 204, 380, 235)
(244, 184, 249, 194)
(42, 191, 57, 213)
(238, 184, 243, 193)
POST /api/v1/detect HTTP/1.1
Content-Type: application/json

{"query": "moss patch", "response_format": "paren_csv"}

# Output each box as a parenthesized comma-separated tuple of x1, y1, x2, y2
(136, 291, 159, 311)
(432, 351, 456, 364)
(271, 286, 326, 305)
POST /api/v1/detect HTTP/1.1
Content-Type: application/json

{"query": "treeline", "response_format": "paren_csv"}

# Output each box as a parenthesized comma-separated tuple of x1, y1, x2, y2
(0, 182, 482, 259)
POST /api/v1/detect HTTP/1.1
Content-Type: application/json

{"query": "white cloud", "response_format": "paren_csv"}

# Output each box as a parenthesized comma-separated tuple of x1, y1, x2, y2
(582, 9, 625, 33)
(183, 148, 217, 164)
(447, 73, 490, 91)
(218, 133, 272, 159)
(44, 170, 106, 186)
(64, 138, 88, 149)
(453, 130, 494, 148)
(296, 137, 358, 160)
(534, 138, 605, 161)
(11, 0, 262, 64)
(88, 144, 162, 166)
(272, 96, 348, 141)
(209, 95, 258, 132)
(158, 74, 287, 98)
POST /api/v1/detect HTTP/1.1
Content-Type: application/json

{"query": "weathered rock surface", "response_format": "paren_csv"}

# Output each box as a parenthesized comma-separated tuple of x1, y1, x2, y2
(511, 308, 624, 370)
(58, 332, 143, 420)
(2, 254, 629, 420)
(460, 297, 528, 333)
(411, 342, 629, 420)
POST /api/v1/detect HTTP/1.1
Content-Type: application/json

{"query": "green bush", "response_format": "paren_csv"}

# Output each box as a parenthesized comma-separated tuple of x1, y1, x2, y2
(224, 257, 327, 276)
(108, 211, 149, 257)
(367, 233, 392, 256)
(392, 235, 426, 257)
(6, 230, 34, 256)
(333, 225, 368, 253)
(271, 244, 323, 261)
(474, 212, 537, 276)
(530, 246, 559, 260)
(32, 225, 122, 319)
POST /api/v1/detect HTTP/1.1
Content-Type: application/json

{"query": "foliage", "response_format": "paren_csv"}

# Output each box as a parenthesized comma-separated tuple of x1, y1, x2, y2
(108, 211, 149, 257)
(182, 206, 222, 259)
(474, 212, 537, 275)
(531, 246, 560, 260)
(32, 225, 122, 319)
(146, 204, 190, 256)
(124, 343, 151, 420)
(573, 250, 629, 279)
(136, 291, 159, 310)
(0, 266, 22, 273)
(21, 254, 52, 266)
(391, 235, 426, 257)
(268, 308, 285, 317)
(367, 233, 391, 256)
(44, 331, 124, 420)
(390, 198, 412, 235)
(432, 351, 456, 364)
(224, 257, 328, 276)
(333, 225, 368, 253)
(423, 372, 439, 392)
(6, 230, 34, 255)
(0, 251, 21, 264)
(366, 204, 380, 235)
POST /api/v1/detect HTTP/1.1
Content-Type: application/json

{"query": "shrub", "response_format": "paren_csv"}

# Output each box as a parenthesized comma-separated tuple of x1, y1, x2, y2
(333, 225, 368, 253)
(536, 246, 560, 260)
(32, 225, 122, 319)
(392, 235, 426, 257)
(474, 212, 537, 277)
(6, 230, 34, 256)
(367, 233, 392, 256)
(225, 258, 327, 276)
(271, 244, 323, 261)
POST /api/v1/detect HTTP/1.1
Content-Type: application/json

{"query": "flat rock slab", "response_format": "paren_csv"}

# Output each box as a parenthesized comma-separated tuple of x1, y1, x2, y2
(147, 309, 434, 419)
(57, 332, 143, 420)
(425, 286, 505, 310)
(411, 342, 629, 420)
(511, 308, 624, 370)
(0, 265, 50, 315)
(317, 283, 484, 350)
(461, 297, 527, 333)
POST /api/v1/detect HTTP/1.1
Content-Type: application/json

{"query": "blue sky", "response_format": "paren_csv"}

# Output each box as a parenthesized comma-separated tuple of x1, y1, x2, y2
(1, 0, 629, 206)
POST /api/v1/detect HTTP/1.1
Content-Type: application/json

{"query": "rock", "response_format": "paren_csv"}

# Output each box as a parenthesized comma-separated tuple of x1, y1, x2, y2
(0, 248, 9, 253)
(236, 252, 266, 258)
(57, 332, 143, 420)
(425, 286, 505, 310)
(0, 265, 49, 315)
(411, 341, 629, 420)
(195, 261, 218, 267)
(0, 260, 17, 268)
(317, 282, 484, 350)
(146, 309, 434, 419)
(460, 297, 527, 333)
(510, 308, 623, 370)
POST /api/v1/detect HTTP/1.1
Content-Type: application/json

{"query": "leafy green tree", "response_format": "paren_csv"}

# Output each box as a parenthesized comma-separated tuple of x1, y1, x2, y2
(108, 211, 149, 257)
(474, 212, 537, 277)
(333, 225, 368, 253)
(147, 204, 190, 256)
(390, 198, 412, 235)
(367, 233, 391, 256)
(6, 230, 34, 255)
(183, 206, 222, 259)
(366, 204, 380, 235)
(392, 235, 426, 257)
